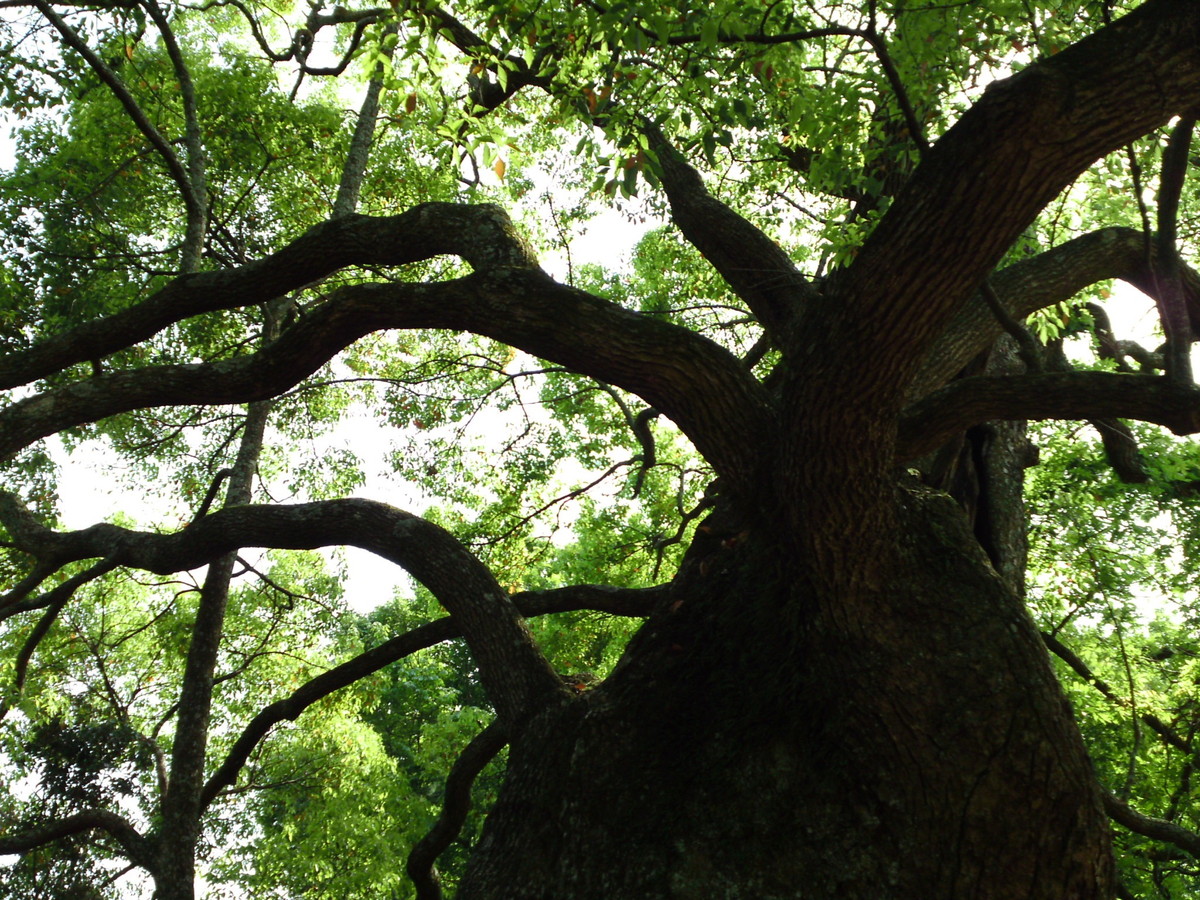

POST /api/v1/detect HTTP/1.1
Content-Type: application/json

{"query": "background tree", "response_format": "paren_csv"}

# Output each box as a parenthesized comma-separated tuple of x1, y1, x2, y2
(1, 1, 1200, 898)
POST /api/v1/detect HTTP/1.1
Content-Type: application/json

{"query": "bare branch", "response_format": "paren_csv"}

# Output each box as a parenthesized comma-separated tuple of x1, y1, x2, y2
(897, 372, 1200, 461)
(1103, 790, 1200, 859)
(0, 809, 154, 871)
(0, 496, 573, 724)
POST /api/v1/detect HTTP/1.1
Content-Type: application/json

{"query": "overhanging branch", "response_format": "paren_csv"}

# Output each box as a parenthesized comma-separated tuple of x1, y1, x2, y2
(1103, 790, 1200, 859)
(0, 269, 771, 495)
(0, 808, 154, 871)
(0, 203, 539, 391)
(897, 372, 1200, 461)
(0, 497, 568, 725)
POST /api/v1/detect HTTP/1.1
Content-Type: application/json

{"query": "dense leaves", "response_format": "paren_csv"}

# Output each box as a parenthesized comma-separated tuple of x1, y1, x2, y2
(0, 0, 1199, 898)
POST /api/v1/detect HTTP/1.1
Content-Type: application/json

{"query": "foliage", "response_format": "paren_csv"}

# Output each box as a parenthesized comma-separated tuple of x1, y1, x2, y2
(0, 0, 1198, 897)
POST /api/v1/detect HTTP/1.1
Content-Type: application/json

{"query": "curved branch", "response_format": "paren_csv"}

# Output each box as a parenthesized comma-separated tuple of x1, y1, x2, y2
(897, 372, 1200, 461)
(407, 720, 508, 900)
(0, 556, 120, 723)
(200, 582, 663, 810)
(0, 270, 771, 496)
(0, 203, 538, 390)
(0, 497, 577, 724)
(0, 555, 120, 624)
(0, 809, 154, 871)
(913, 227, 1153, 397)
(1103, 790, 1200, 859)
(824, 0, 1200, 396)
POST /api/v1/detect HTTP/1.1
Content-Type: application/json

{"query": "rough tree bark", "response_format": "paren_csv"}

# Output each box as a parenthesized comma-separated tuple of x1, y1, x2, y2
(4, 2, 1200, 897)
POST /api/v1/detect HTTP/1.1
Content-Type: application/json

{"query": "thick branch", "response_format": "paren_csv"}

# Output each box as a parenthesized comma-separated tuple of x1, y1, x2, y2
(915, 227, 1200, 398)
(822, 0, 1200, 398)
(646, 125, 816, 343)
(1154, 115, 1197, 383)
(897, 372, 1200, 461)
(0, 498, 570, 724)
(0, 204, 539, 391)
(0, 809, 154, 871)
(1103, 790, 1200, 858)
(0, 270, 770, 496)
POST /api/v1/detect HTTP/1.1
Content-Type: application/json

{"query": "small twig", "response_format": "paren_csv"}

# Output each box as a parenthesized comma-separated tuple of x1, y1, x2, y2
(188, 468, 234, 525)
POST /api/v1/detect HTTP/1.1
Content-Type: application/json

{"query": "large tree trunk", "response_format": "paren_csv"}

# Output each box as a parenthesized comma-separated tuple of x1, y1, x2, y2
(459, 483, 1111, 898)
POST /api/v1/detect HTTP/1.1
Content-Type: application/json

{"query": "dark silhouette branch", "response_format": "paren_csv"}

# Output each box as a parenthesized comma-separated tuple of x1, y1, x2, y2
(0, 556, 120, 624)
(0, 496, 584, 725)
(897, 372, 1200, 461)
(0, 271, 770, 498)
(823, 0, 1200, 399)
(1042, 631, 1187, 754)
(0, 809, 155, 871)
(0, 556, 120, 722)
(1154, 115, 1197, 383)
(1103, 790, 1200, 859)
(408, 720, 509, 900)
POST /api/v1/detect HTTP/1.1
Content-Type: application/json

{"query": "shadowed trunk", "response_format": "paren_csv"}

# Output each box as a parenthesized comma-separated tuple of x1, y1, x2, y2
(459, 481, 1110, 899)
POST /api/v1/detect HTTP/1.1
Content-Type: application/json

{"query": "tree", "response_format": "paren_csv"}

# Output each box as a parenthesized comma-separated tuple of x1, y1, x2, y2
(2, 0, 1200, 897)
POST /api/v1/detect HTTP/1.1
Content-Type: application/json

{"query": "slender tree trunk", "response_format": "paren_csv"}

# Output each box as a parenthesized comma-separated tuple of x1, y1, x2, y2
(155, 46, 383, 886)
(332, 23, 396, 220)
(153, 398, 270, 900)
(458, 482, 1112, 898)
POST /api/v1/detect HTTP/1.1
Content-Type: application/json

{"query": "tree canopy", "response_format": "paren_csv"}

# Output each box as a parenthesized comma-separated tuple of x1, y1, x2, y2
(1, 0, 1200, 898)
